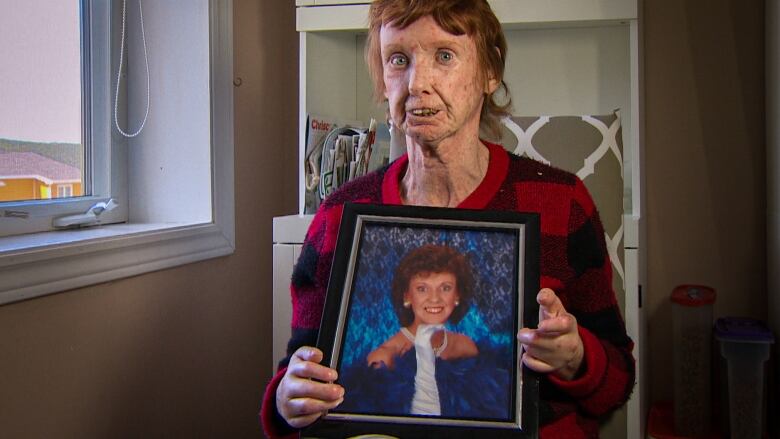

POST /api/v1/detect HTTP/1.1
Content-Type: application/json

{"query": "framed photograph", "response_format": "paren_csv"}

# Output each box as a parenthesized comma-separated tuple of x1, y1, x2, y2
(304, 203, 540, 439)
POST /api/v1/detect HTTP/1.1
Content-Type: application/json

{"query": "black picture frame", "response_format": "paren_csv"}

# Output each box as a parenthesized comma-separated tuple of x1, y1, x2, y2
(304, 203, 540, 439)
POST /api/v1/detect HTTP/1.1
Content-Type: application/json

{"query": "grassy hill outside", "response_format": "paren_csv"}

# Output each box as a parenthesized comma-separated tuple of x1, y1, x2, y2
(0, 138, 83, 171)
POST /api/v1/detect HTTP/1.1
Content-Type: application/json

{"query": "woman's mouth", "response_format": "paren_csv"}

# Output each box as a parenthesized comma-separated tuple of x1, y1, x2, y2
(425, 306, 444, 314)
(409, 108, 439, 117)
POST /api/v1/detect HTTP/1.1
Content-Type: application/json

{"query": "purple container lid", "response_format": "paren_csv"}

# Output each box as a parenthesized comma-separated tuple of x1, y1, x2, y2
(714, 317, 775, 343)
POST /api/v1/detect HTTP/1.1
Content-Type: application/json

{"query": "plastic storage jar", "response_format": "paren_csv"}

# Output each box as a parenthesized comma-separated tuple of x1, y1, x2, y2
(671, 284, 716, 437)
(714, 317, 775, 439)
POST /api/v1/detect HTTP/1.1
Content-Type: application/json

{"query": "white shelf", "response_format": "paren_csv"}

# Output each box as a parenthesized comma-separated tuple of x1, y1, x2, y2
(297, 4, 371, 32)
(489, 0, 637, 26)
(297, 0, 637, 32)
(273, 214, 314, 244)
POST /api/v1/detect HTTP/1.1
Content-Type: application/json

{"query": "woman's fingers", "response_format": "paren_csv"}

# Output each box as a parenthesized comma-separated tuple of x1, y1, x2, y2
(521, 352, 555, 374)
(537, 288, 565, 320)
(284, 396, 343, 429)
(518, 323, 581, 363)
(278, 380, 343, 426)
(292, 346, 325, 368)
(519, 332, 563, 358)
(284, 394, 345, 419)
(285, 412, 324, 429)
(536, 314, 577, 335)
(519, 290, 585, 379)
(284, 375, 344, 402)
(276, 346, 345, 428)
(288, 355, 339, 382)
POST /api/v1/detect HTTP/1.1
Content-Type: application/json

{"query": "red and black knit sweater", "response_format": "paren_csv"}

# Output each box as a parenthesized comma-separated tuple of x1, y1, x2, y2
(261, 141, 635, 438)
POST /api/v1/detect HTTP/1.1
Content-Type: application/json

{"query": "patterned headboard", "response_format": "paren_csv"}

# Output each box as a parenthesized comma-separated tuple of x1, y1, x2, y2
(499, 112, 626, 312)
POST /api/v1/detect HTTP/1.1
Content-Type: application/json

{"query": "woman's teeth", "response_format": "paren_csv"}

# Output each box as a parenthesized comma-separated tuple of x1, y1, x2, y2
(411, 108, 438, 116)
(425, 307, 444, 314)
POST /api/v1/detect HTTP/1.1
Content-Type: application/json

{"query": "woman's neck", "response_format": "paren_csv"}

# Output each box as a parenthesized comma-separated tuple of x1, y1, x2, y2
(400, 134, 489, 208)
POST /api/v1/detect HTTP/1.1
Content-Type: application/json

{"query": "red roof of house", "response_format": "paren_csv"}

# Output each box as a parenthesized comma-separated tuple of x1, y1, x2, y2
(0, 151, 81, 183)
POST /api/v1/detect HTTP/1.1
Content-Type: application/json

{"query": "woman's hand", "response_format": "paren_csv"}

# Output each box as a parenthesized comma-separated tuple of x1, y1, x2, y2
(517, 288, 584, 380)
(276, 347, 345, 428)
(367, 345, 395, 369)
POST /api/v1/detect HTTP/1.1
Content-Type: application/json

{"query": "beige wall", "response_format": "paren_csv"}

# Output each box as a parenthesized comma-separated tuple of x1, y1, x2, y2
(0, 0, 768, 436)
(644, 0, 766, 405)
(0, 1, 298, 437)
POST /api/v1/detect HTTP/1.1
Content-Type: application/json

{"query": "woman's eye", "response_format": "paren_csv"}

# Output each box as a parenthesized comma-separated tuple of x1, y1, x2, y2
(416, 285, 427, 293)
(389, 54, 408, 67)
(437, 50, 454, 63)
(441, 284, 452, 292)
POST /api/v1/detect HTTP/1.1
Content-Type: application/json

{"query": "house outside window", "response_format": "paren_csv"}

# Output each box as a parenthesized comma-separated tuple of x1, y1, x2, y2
(0, 151, 82, 201)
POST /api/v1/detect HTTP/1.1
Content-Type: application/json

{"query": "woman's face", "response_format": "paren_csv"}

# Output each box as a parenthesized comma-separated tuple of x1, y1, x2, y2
(404, 271, 460, 327)
(380, 15, 498, 145)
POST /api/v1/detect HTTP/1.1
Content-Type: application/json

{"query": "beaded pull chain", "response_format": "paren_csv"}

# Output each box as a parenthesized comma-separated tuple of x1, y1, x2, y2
(114, 0, 150, 138)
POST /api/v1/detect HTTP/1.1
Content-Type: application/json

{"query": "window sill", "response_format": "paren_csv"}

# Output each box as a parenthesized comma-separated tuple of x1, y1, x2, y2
(0, 220, 234, 305)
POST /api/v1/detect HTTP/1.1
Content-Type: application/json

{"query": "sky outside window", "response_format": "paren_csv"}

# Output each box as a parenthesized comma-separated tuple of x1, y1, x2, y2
(0, 0, 84, 202)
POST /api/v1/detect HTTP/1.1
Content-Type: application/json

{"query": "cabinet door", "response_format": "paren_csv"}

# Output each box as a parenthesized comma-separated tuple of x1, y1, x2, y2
(272, 243, 302, 372)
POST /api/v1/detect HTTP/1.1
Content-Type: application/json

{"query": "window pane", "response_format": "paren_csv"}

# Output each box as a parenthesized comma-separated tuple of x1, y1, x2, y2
(0, 0, 84, 202)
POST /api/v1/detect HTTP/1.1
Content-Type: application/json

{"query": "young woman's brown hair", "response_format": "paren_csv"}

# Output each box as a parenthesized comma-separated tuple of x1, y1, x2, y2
(390, 244, 475, 326)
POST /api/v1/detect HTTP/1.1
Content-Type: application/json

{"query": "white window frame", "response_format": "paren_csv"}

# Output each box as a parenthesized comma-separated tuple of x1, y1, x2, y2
(0, 0, 234, 304)
(56, 185, 74, 198)
(0, 0, 126, 237)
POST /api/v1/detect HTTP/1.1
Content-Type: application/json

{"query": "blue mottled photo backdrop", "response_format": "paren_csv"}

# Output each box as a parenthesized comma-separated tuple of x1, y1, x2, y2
(338, 222, 520, 371)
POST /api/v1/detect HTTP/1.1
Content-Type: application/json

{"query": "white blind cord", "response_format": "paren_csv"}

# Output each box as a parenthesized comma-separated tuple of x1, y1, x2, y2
(114, 0, 150, 138)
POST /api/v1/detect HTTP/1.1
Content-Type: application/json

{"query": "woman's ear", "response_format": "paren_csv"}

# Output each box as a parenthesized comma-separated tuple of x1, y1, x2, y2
(484, 76, 499, 95)
(483, 46, 502, 94)
(482, 65, 500, 94)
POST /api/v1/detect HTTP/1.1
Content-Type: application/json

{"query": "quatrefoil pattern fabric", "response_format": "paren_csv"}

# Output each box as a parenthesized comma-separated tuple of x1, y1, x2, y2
(499, 112, 625, 310)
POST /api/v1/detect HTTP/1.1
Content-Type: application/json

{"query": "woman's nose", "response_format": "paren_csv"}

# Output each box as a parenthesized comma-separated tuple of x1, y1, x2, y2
(408, 59, 433, 95)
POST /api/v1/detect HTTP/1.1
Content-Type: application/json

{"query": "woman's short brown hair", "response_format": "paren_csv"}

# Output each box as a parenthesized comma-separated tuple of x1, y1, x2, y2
(366, 0, 512, 140)
(391, 244, 475, 326)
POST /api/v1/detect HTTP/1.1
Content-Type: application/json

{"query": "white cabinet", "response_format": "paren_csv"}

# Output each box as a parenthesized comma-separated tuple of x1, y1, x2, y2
(272, 214, 312, 373)
(274, 2, 645, 437)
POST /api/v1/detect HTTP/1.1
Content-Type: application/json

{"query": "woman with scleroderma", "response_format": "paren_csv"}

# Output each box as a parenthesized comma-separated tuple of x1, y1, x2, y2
(260, 0, 635, 437)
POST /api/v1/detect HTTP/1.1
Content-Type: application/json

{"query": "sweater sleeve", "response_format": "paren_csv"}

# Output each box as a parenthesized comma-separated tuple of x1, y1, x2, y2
(259, 204, 340, 437)
(548, 178, 635, 417)
(260, 368, 298, 439)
